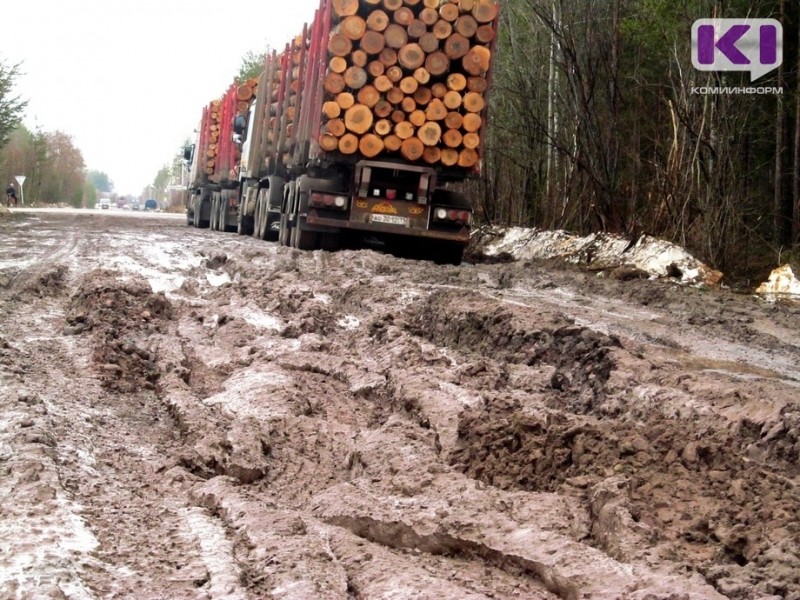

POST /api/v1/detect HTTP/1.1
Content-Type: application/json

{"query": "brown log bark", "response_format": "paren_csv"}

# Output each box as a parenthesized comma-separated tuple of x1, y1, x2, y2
(379, 47, 398, 65)
(339, 133, 359, 154)
(447, 72, 467, 91)
(374, 118, 393, 136)
(401, 96, 417, 113)
(366, 9, 390, 32)
(332, 0, 359, 17)
(431, 82, 447, 98)
(424, 51, 449, 76)
(374, 75, 394, 92)
(441, 148, 459, 166)
(467, 76, 487, 93)
(458, 148, 478, 167)
(368, 60, 386, 77)
(439, 3, 459, 22)
(387, 86, 405, 104)
(463, 91, 485, 113)
(342, 15, 367, 40)
(400, 76, 419, 94)
(409, 109, 427, 127)
(443, 128, 463, 148)
(374, 99, 394, 118)
(472, 0, 498, 23)
(418, 121, 442, 146)
(324, 73, 346, 94)
(462, 45, 491, 75)
(325, 118, 346, 137)
(391, 109, 407, 124)
(407, 19, 427, 39)
(361, 30, 386, 55)
(455, 14, 478, 37)
(413, 67, 431, 84)
(425, 98, 447, 121)
(322, 100, 342, 119)
(351, 49, 368, 67)
(320, 134, 339, 152)
(432, 20, 453, 40)
(344, 104, 374, 134)
(398, 43, 425, 70)
(401, 137, 425, 161)
(419, 32, 439, 53)
(423, 146, 442, 164)
(394, 121, 415, 139)
(384, 134, 402, 152)
(394, 7, 414, 26)
(336, 92, 355, 109)
(462, 112, 482, 132)
(475, 23, 495, 43)
(462, 132, 480, 149)
(359, 134, 385, 158)
(444, 111, 464, 129)
(344, 66, 368, 89)
(386, 65, 404, 82)
(443, 33, 470, 59)
(443, 90, 463, 110)
(384, 24, 409, 49)
(420, 8, 439, 25)
(357, 85, 380, 107)
(413, 85, 433, 105)
(329, 56, 348, 74)
(328, 34, 353, 57)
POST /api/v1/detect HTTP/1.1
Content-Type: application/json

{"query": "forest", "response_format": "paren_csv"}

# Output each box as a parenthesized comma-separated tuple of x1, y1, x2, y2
(2, 0, 800, 283)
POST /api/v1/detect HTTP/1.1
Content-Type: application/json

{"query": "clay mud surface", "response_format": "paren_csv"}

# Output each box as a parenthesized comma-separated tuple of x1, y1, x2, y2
(1, 210, 799, 599)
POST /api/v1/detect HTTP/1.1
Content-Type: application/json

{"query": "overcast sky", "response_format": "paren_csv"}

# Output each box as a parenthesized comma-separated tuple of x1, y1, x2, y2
(1, 0, 321, 196)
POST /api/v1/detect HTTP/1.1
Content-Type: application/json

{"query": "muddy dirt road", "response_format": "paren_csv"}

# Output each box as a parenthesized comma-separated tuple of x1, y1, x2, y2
(1, 210, 799, 599)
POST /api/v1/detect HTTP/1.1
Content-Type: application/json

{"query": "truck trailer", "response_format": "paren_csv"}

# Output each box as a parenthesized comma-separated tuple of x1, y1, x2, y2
(186, 0, 499, 265)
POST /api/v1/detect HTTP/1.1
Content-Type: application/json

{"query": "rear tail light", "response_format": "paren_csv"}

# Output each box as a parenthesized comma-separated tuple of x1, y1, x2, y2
(433, 207, 472, 226)
(310, 192, 348, 211)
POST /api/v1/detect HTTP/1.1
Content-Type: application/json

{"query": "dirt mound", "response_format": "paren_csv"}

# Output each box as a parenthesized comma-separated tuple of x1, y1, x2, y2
(65, 270, 173, 392)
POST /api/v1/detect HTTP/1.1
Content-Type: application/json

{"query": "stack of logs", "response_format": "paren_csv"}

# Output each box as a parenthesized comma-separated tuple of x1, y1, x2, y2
(319, 0, 497, 168)
(204, 78, 259, 175)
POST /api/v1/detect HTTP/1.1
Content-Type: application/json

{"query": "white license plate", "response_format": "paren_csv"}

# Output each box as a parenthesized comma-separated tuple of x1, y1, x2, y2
(371, 214, 409, 227)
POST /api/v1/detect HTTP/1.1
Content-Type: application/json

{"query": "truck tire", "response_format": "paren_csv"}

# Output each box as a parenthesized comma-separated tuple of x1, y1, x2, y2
(237, 210, 254, 236)
(435, 242, 465, 266)
(210, 195, 218, 231)
(265, 178, 284, 242)
(255, 189, 269, 240)
(278, 181, 295, 247)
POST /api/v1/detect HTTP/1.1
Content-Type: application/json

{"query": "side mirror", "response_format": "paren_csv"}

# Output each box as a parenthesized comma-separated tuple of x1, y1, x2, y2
(183, 145, 194, 163)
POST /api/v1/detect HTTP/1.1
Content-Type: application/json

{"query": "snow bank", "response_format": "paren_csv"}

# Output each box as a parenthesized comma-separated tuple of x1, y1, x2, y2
(756, 265, 800, 303)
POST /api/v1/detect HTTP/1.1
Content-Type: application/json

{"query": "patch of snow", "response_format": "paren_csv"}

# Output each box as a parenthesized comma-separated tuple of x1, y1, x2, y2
(756, 265, 800, 303)
(206, 271, 231, 287)
(183, 508, 247, 600)
(338, 315, 361, 330)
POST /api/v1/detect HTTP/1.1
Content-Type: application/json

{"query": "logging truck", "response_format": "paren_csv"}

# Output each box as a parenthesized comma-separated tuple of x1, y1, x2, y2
(185, 0, 499, 265)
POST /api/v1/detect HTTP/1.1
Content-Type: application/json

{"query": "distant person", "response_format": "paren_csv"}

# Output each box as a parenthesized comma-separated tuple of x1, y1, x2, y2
(5, 183, 17, 207)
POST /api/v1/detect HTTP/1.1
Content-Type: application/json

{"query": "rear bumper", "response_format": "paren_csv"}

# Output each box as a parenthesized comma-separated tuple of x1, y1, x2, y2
(306, 213, 470, 244)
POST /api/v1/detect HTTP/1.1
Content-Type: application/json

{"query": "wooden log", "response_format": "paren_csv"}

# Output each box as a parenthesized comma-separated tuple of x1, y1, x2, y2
(374, 75, 394, 92)
(401, 137, 425, 161)
(443, 33, 470, 59)
(458, 148, 478, 167)
(431, 82, 447, 98)
(384, 24, 409, 49)
(326, 118, 346, 137)
(443, 128, 462, 148)
(368, 60, 386, 77)
(467, 76, 488, 93)
(407, 19, 427, 40)
(423, 0, 440, 7)
(374, 99, 394, 118)
(374, 119, 393, 136)
(441, 148, 459, 166)
(359, 133, 385, 158)
(409, 109, 427, 127)
(413, 85, 432, 105)
(413, 67, 431, 84)
(391, 109, 407, 123)
(344, 66, 368, 89)
(344, 104, 374, 134)
(462, 45, 491, 75)
(447, 72, 467, 91)
(394, 120, 415, 139)
(462, 112, 482, 132)
(328, 34, 353, 57)
(462, 132, 480, 149)
(336, 92, 355, 109)
(394, 7, 415, 26)
(329, 56, 348, 74)
(463, 91, 485, 113)
(339, 133, 359, 154)
(459, 0, 476, 11)
(425, 98, 447, 120)
(418, 121, 442, 146)
(439, 3, 459, 22)
(420, 8, 439, 26)
(423, 146, 442, 164)
(432, 19, 453, 40)
(475, 23, 495, 43)
(383, 0, 403, 9)
(444, 111, 464, 129)
(352, 49, 368, 67)
(401, 96, 417, 113)
(472, 0, 498, 23)
(384, 134, 402, 151)
(387, 86, 405, 104)
(364, 0, 382, 4)
(419, 32, 439, 53)
(237, 85, 254, 101)
(398, 43, 425, 70)
(323, 101, 342, 120)
(399, 76, 419, 94)
(379, 47, 398, 66)
(425, 51, 449, 76)
(357, 85, 380, 107)
(361, 30, 386, 55)
(386, 65, 404, 82)
(455, 14, 479, 37)
(342, 15, 367, 40)
(366, 10, 390, 32)
(333, 0, 360, 17)
(443, 90, 463, 110)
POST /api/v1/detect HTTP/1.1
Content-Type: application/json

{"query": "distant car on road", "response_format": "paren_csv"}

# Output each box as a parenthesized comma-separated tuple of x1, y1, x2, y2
(144, 198, 158, 211)
(99, 199, 111, 210)
(130, 201, 141, 211)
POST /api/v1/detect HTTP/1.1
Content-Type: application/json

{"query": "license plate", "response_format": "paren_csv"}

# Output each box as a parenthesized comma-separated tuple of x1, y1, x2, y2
(371, 214, 409, 227)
